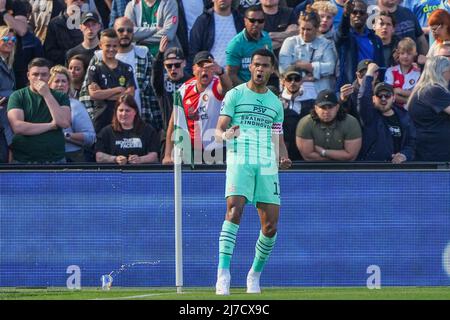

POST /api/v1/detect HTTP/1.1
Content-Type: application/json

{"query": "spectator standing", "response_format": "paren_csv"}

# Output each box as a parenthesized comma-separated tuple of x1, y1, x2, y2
(29, 0, 66, 44)
(189, 0, 244, 68)
(66, 11, 102, 63)
(124, 0, 180, 58)
(261, 0, 298, 56)
(279, 65, 315, 161)
(426, 9, 450, 57)
(296, 89, 362, 161)
(407, 56, 450, 161)
(357, 63, 415, 163)
(0, 25, 15, 163)
(0, 0, 28, 36)
(376, 0, 429, 55)
(152, 36, 191, 131)
(7, 58, 71, 164)
(373, 10, 398, 67)
(163, 51, 232, 165)
(279, 6, 337, 95)
(68, 54, 90, 99)
(311, 0, 339, 41)
(334, 0, 384, 89)
(95, 94, 159, 164)
(225, 5, 273, 86)
(44, 0, 86, 66)
(83, 29, 136, 133)
(48, 65, 96, 162)
(109, 0, 130, 27)
(384, 37, 420, 107)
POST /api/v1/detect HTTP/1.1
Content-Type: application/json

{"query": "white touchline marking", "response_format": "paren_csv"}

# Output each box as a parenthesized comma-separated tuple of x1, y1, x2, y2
(90, 292, 181, 300)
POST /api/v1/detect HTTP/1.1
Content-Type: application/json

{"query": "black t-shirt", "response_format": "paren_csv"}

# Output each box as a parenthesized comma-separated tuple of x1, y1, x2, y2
(394, 6, 423, 41)
(66, 44, 99, 65)
(408, 84, 450, 161)
(384, 113, 402, 154)
(0, 0, 27, 25)
(87, 60, 136, 132)
(95, 124, 160, 158)
(263, 7, 296, 33)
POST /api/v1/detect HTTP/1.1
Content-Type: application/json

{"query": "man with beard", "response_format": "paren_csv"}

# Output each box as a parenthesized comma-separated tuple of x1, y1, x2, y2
(334, 0, 385, 89)
(66, 11, 102, 63)
(162, 51, 232, 165)
(80, 17, 162, 132)
(296, 89, 362, 161)
(357, 62, 415, 163)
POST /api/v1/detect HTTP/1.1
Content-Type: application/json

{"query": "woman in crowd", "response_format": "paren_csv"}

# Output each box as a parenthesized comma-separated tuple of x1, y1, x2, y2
(427, 9, 450, 57)
(48, 65, 96, 162)
(278, 6, 337, 96)
(68, 54, 90, 99)
(0, 26, 16, 163)
(407, 56, 450, 161)
(95, 94, 159, 165)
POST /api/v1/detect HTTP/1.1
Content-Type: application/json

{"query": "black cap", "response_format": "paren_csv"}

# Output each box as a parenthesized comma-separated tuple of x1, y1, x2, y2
(163, 47, 185, 61)
(374, 82, 394, 95)
(357, 59, 373, 73)
(283, 65, 302, 78)
(315, 89, 339, 107)
(81, 11, 100, 25)
(193, 51, 214, 65)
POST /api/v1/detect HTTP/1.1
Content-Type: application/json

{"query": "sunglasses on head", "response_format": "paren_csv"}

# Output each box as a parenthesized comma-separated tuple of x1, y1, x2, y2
(286, 75, 301, 82)
(376, 93, 392, 99)
(1, 36, 16, 43)
(246, 17, 265, 24)
(165, 62, 182, 69)
(117, 27, 133, 33)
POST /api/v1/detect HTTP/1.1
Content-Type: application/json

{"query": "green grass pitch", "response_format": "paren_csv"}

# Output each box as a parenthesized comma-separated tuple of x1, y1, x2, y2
(0, 287, 449, 300)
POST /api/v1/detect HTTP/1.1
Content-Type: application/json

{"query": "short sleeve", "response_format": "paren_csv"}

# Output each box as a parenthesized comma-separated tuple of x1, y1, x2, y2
(86, 65, 98, 85)
(6, 90, 22, 112)
(296, 115, 313, 139)
(95, 127, 110, 154)
(425, 85, 450, 114)
(384, 67, 394, 85)
(343, 115, 362, 140)
(125, 64, 137, 88)
(143, 124, 160, 154)
(220, 88, 237, 119)
(225, 39, 242, 67)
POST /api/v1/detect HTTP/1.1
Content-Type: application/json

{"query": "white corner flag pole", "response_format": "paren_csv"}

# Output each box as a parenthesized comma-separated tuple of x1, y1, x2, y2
(174, 116, 183, 294)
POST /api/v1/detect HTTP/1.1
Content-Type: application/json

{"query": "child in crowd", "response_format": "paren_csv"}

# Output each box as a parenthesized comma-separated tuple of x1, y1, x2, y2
(384, 37, 421, 108)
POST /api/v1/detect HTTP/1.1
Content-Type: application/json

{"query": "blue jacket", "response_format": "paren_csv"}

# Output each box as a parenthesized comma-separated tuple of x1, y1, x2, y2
(357, 75, 416, 161)
(188, 8, 244, 68)
(334, 13, 385, 90)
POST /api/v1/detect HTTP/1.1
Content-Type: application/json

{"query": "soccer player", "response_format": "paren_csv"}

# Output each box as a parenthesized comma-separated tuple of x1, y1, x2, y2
(214, 48, 292, 295)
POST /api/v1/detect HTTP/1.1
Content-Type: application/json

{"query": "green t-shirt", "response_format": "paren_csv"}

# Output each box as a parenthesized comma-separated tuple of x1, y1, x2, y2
(220, 83, 283, 163)
(296, 114, 362, 150)
(7, 87, 70, 163)
(225, 30, 273, 83)
(141, 0, 160, 57)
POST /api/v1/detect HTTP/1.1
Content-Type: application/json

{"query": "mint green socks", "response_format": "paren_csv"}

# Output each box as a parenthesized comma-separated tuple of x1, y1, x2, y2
(218, 220, 240, 269)
(251, 231, 277, 273)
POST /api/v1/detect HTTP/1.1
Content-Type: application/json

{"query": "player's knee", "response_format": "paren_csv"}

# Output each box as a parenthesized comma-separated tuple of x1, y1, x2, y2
(226, 206, 244, 223)
(262, 223, 277, 238)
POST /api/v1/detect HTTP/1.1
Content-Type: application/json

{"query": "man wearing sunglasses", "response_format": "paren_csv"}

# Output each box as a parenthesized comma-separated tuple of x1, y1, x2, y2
(357, 62, 415, 163)
(226, 5, 273, 86)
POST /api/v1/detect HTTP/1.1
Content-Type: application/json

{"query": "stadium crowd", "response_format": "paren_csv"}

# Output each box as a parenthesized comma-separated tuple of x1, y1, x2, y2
(1, 0, 450, 164)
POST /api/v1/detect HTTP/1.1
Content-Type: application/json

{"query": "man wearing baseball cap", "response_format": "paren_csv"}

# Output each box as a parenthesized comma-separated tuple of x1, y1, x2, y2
(162, 50, 233, 165)
(66, 11, 102, 63)
(296, 89, 362, 161)
(357, 62, 415, 163)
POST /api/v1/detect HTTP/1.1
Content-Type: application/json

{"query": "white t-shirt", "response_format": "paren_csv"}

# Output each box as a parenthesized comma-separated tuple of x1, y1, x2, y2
(182, 0, 204, 40)
(116, 50, 142, 113)
(210, 13, 238, 68)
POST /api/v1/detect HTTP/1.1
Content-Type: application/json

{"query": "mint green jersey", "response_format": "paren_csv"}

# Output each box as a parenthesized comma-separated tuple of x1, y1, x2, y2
(220, 83, 284, 164)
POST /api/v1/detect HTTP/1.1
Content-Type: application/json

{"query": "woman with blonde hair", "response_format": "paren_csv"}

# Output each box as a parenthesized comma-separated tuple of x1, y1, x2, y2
(0, 26, 16, 163)
(407, 56, 450, 161)
(48, 65, 96, 162)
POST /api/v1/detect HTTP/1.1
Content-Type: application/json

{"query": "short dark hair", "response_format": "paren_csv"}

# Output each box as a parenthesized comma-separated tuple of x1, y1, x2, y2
(100, 28, 118, 39)
(251, 48, 276, 66)
(28, 57, 52, 71)
(245, 5, 264, 17)
(377, 10, 396, 26)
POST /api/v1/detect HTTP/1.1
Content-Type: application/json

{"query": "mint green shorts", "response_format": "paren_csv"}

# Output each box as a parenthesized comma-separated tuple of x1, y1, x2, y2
(225, 162, 280, 206)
